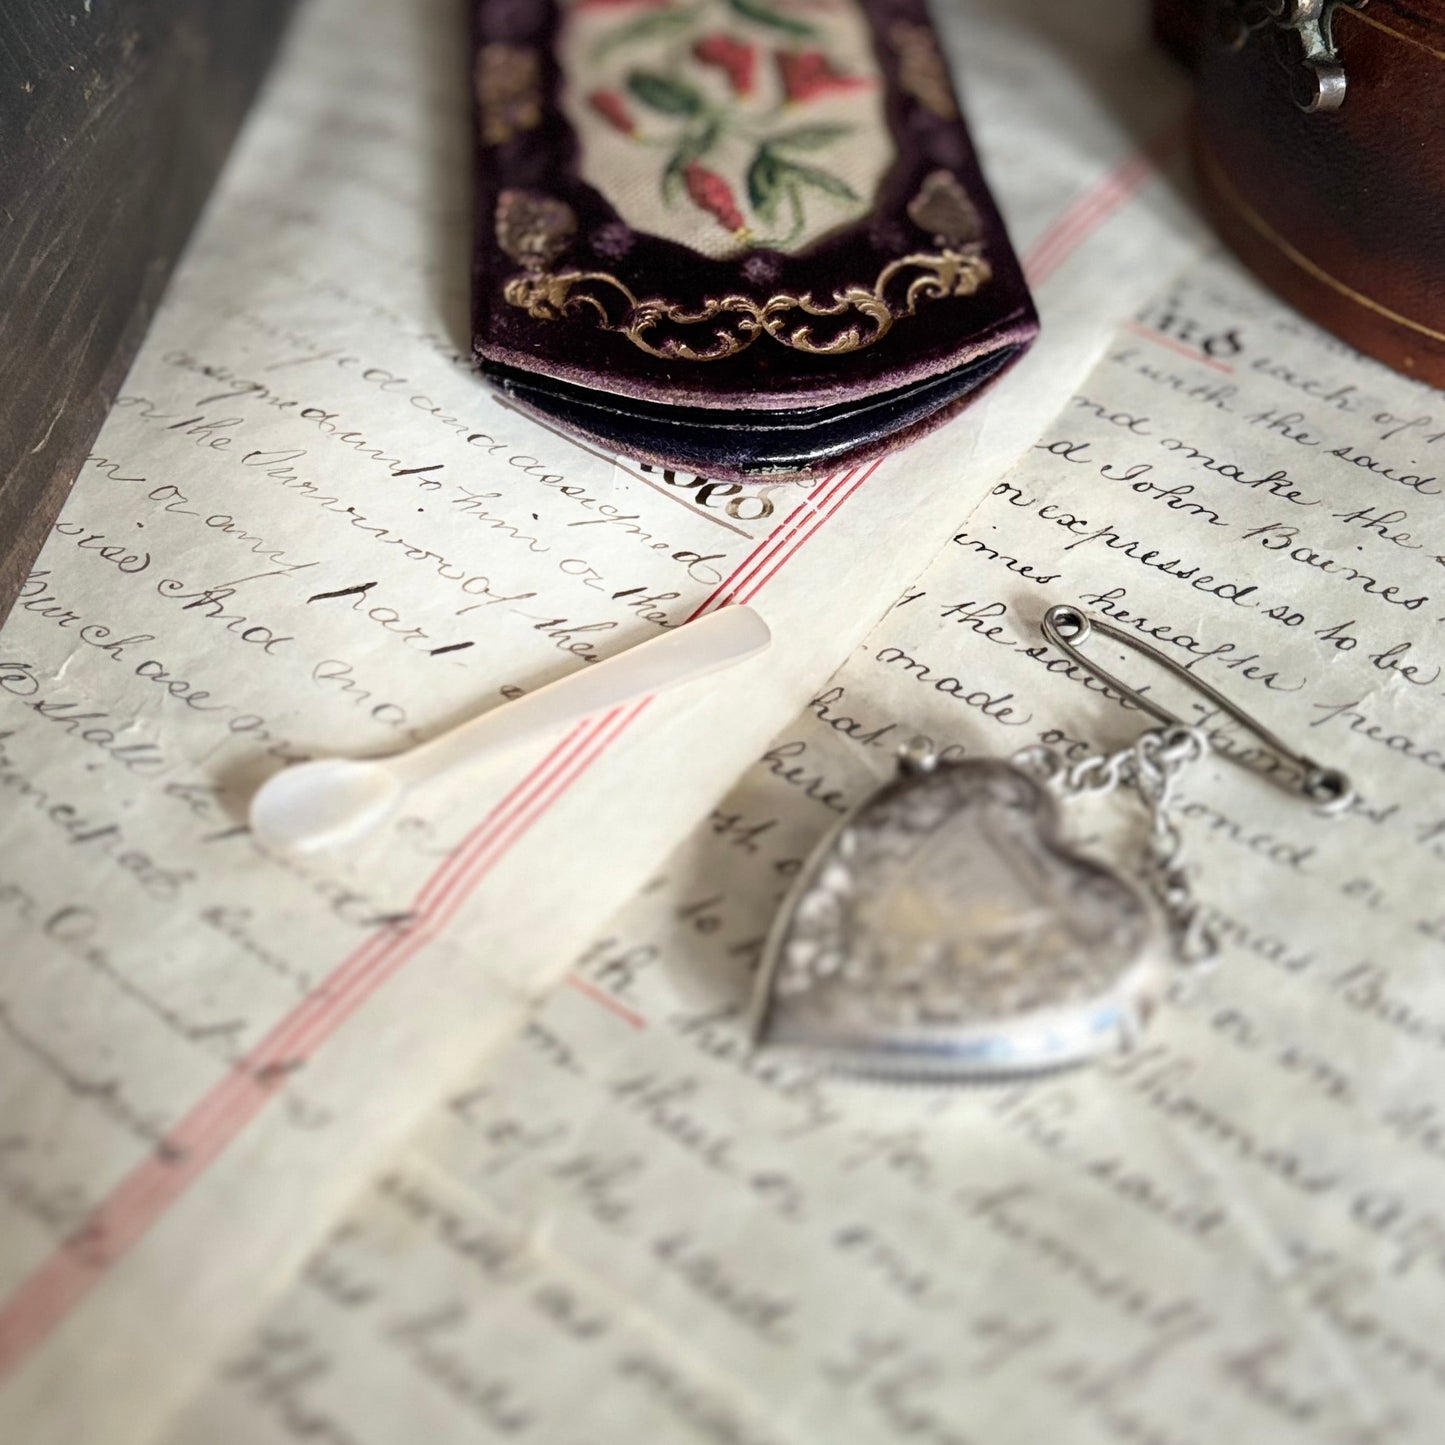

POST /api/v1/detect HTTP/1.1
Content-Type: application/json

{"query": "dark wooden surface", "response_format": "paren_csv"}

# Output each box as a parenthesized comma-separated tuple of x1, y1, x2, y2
(0, 0, 298, 628)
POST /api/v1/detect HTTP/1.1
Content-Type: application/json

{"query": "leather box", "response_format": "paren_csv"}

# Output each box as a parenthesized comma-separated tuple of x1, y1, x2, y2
(1173, 1, 1445, 389)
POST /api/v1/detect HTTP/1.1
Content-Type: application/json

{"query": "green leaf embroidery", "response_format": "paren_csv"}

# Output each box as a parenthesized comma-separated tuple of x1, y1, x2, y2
(726, 0, 816, 40)
(592, 6, 699, 61)
(746, 147, 785, 224)
(682, 119, 722, 164)
(779, 160, 859, 203)
(627, 70, 704, 117)
(769, 123, 852, 152)
(784, 182, 805, 244)
(663, 121, 721, 203)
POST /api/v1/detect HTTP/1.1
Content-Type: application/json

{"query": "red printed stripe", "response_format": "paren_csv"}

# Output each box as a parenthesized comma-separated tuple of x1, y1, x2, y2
(25, 713, 630, 1290)
(0, 455, 881, 1378)
(0, 707, 644, 1374)
(409, 719, 603, 914)
(1023, 113, 1188, 286)
(1024, 157, 1149, 282)
(733, 461, 879, 604)
(693, 503, 813, 616)
(204, 707, 642, 1173)
(409, 702, 644, 937)
(281, 717, 618, 1063)
(1122, 321, 1235, 375)
(565, 975, 647, 1029)
(694, 468, 854, 615)
(165, 717, 607, 1152)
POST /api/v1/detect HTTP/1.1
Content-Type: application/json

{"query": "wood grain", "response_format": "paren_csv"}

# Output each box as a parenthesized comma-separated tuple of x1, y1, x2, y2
(0, 0, 297, 628)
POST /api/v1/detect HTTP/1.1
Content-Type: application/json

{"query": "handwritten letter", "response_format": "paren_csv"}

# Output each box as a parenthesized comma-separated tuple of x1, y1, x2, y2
(170, 260, 1445, 1445)
(0, 0, 1201, 1439)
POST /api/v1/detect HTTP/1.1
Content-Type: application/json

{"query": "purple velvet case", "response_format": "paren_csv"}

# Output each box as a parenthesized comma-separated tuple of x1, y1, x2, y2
(471, 0, 1038, 480)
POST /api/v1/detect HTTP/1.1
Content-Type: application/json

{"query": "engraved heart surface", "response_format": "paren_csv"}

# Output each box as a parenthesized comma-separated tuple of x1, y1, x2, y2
(750, 758, 1166, 1081)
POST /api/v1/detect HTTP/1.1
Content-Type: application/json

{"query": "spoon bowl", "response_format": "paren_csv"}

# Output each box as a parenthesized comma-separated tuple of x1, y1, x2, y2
(250, 757, 403, 854)
(247, 605, 772, 854)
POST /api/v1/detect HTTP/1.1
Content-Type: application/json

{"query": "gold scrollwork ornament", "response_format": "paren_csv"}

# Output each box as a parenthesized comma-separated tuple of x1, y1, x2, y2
(496, 177, 992, 362)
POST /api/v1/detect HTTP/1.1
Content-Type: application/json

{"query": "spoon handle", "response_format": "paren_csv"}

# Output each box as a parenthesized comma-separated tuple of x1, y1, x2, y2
(391, 605, 771, 787)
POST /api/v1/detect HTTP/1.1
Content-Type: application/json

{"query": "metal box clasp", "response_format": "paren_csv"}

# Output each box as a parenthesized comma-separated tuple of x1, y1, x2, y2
(1219, 0, 1348, 112)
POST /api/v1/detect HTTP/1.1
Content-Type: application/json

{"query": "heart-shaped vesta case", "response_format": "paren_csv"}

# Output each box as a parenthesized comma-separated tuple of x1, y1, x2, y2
(750, 757, 1169, 1081)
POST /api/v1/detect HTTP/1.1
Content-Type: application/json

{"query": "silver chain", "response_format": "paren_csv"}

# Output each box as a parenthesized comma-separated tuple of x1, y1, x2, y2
(1015, 727, 1218, 972)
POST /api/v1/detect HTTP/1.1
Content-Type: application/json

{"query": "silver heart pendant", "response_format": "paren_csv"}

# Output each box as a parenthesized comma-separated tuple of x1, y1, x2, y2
(749, 752, 1167, 1081)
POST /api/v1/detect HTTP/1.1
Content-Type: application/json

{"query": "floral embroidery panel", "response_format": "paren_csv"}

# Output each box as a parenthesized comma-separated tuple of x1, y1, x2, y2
(558, 0, 895, 260)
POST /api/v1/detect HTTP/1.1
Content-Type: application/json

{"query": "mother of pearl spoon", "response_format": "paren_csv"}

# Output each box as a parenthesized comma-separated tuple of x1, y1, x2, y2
(249, 605, 771, 854)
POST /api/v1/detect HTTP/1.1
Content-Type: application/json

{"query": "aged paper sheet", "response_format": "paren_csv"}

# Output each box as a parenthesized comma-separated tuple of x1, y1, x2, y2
(168, 259, 1445, 1445)
(0, 0, 1203, 1438)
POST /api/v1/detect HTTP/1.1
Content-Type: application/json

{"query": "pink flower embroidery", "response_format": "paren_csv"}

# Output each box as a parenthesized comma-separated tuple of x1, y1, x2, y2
(693, 34, 756, 96)
(684, 162, 746, 233)
(589, 90, 637, 134)
(776, 49, 869, 103)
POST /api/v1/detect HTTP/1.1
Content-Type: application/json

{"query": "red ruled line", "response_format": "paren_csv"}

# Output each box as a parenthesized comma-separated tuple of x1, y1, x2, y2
(1023, 112, 1188, 286)
(1123, 321, 1235, 374)
(731, 461, 879, 604)
(0, 454, 886, 1380)
(565, 975, 647, 1030)
(695, 467, 853, 615)
(0, 709, 639, 1372)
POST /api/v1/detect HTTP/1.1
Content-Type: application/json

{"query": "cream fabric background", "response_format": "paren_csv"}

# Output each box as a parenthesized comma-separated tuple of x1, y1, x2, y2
(559, 0, 893, 259)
